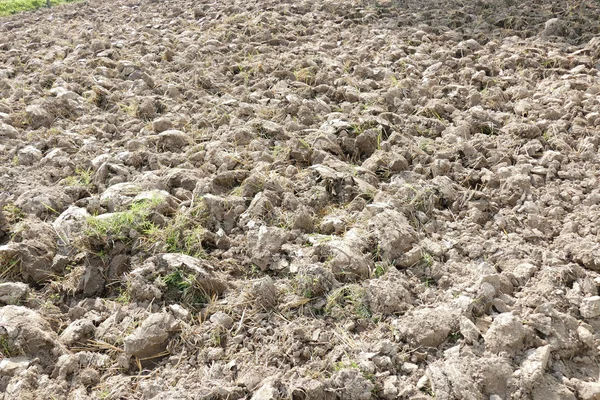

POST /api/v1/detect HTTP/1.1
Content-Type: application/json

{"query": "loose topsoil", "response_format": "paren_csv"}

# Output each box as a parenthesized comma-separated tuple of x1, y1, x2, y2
(1, 0, 600, 399)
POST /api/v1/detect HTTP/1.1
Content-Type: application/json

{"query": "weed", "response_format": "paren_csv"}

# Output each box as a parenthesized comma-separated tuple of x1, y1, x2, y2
(372, 262, 387, 278)
(116, 100, 137, 117)
(542, 130, 553, 142)
(0, 335, 19, 358)
(85, 197, 161, 244)
(293, 67, 315, 85)
(481, 122, 496, 135)
(271, 145, 284, 158)
(351, 123, 366, 136)
(421, 251, 434, 267)
(448, 331, 463, 342)
(246, 264, 262, 278)
(97, 388, 111, 400)
(45, 127, 63, 137)
(418, 137, 434, 152)
(422, 277, 435, 287)
(298, 138, 311, 149)
(275, 211, 295, 230)
(326, 285, 371, 319)
(41, 202, 60, 216)
(428, 110, 448, 127)
(210, 325, 225, 346)
(0, 257, 20, 282)
(334, 360, 359, 371)
(2, 203, 25, 225)
(162, 268, 206, 307)
(291, 274, 322, 299)
(399, 183, 436, 221)
(48, 292, 61, 304)
(163, 269, 193, 292)
(115, 287, 131, 304)
(389, 74, 402, 88)
(63, 167, 93, 187)
(141, 203, 208, 257)
(0, 0, 80, 17)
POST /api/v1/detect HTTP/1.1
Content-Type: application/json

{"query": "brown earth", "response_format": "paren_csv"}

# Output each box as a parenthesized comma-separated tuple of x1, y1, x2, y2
(1, 0, 600, 399)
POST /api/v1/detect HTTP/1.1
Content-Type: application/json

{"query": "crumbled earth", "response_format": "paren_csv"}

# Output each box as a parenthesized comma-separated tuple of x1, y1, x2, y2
(1, 0, 600, 398)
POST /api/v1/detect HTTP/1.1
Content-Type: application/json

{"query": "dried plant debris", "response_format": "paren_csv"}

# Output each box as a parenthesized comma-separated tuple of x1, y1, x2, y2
(1, 0, 600, 398)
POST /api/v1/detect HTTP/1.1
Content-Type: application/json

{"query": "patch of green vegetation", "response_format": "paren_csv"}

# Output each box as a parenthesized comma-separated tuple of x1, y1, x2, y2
(162, 268, 207, 307)
(0, 335, 19, 358)
(85, 197, 161, 244)
(293, 67, 315, 85)
(97, 388, 111, 400)
(351, 123, 366, 136)
(0, 0, 79, 16)
(210, 325, 225, 346)
(422, 276, 436, 287)
(163, 269, 193, 292)
(481, 122, 497, 135)
(372, 262, 387, 278)
(448, 331, 463, 342)
(141, 202, 208, 258)
(291, 274, 321, 299)
(421, 251, 434, 268)
(334, 360, 359, 371)
(2, 203, 24, 225)
(63, 167, 93, 187)
(115, 286, 131, 304)
(0, 255, 20, 283)
(326, 285, 371, 320)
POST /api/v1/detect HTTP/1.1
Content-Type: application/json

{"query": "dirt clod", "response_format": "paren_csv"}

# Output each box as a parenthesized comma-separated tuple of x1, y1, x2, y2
(1, 0, 600, 397)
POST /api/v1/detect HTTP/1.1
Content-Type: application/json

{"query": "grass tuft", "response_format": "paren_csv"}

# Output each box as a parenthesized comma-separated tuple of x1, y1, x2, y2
(0, 0, 80, 16)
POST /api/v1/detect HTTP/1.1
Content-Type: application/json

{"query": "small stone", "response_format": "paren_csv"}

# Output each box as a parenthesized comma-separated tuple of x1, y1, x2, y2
(116, 353, 131, 369)
(157, 129, 191, 152)
(382, 376, 399, 399)
(577, 381, 600, 400)
(123, 312, 179, 358)
(25, 104, 53, 129)
(320, 215, 346, 234)
(577, 326, 595, 347)
(251, 379, 280, 400)
(580, 296, 600, 318)
(210, 311, 234, 330)
(460, 316, 481, 344)
(140, 381, 161, 399)
(512, 263, 537, 283)
(483, 313, 526, 354)
(17, 145, 43, 166)
(136, 99, 156, 119)
(59, 319, 95, 345)
(541, 18, 568, 38)
(0, 282, 29, 305)
(0, 121, 18, 138)
(402, 362, 419, 374)
(444, 344, 460, 359)
(168, 304, 190, 320)
(79, 367, 100, 387)
(0, 306, 66, 364)
(205, 347, 225, 361)
(152, 117, 173, 133)
(520, 345, 551, 385)
(416, 374, 429, 389)
(0, 357, 30, 377)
